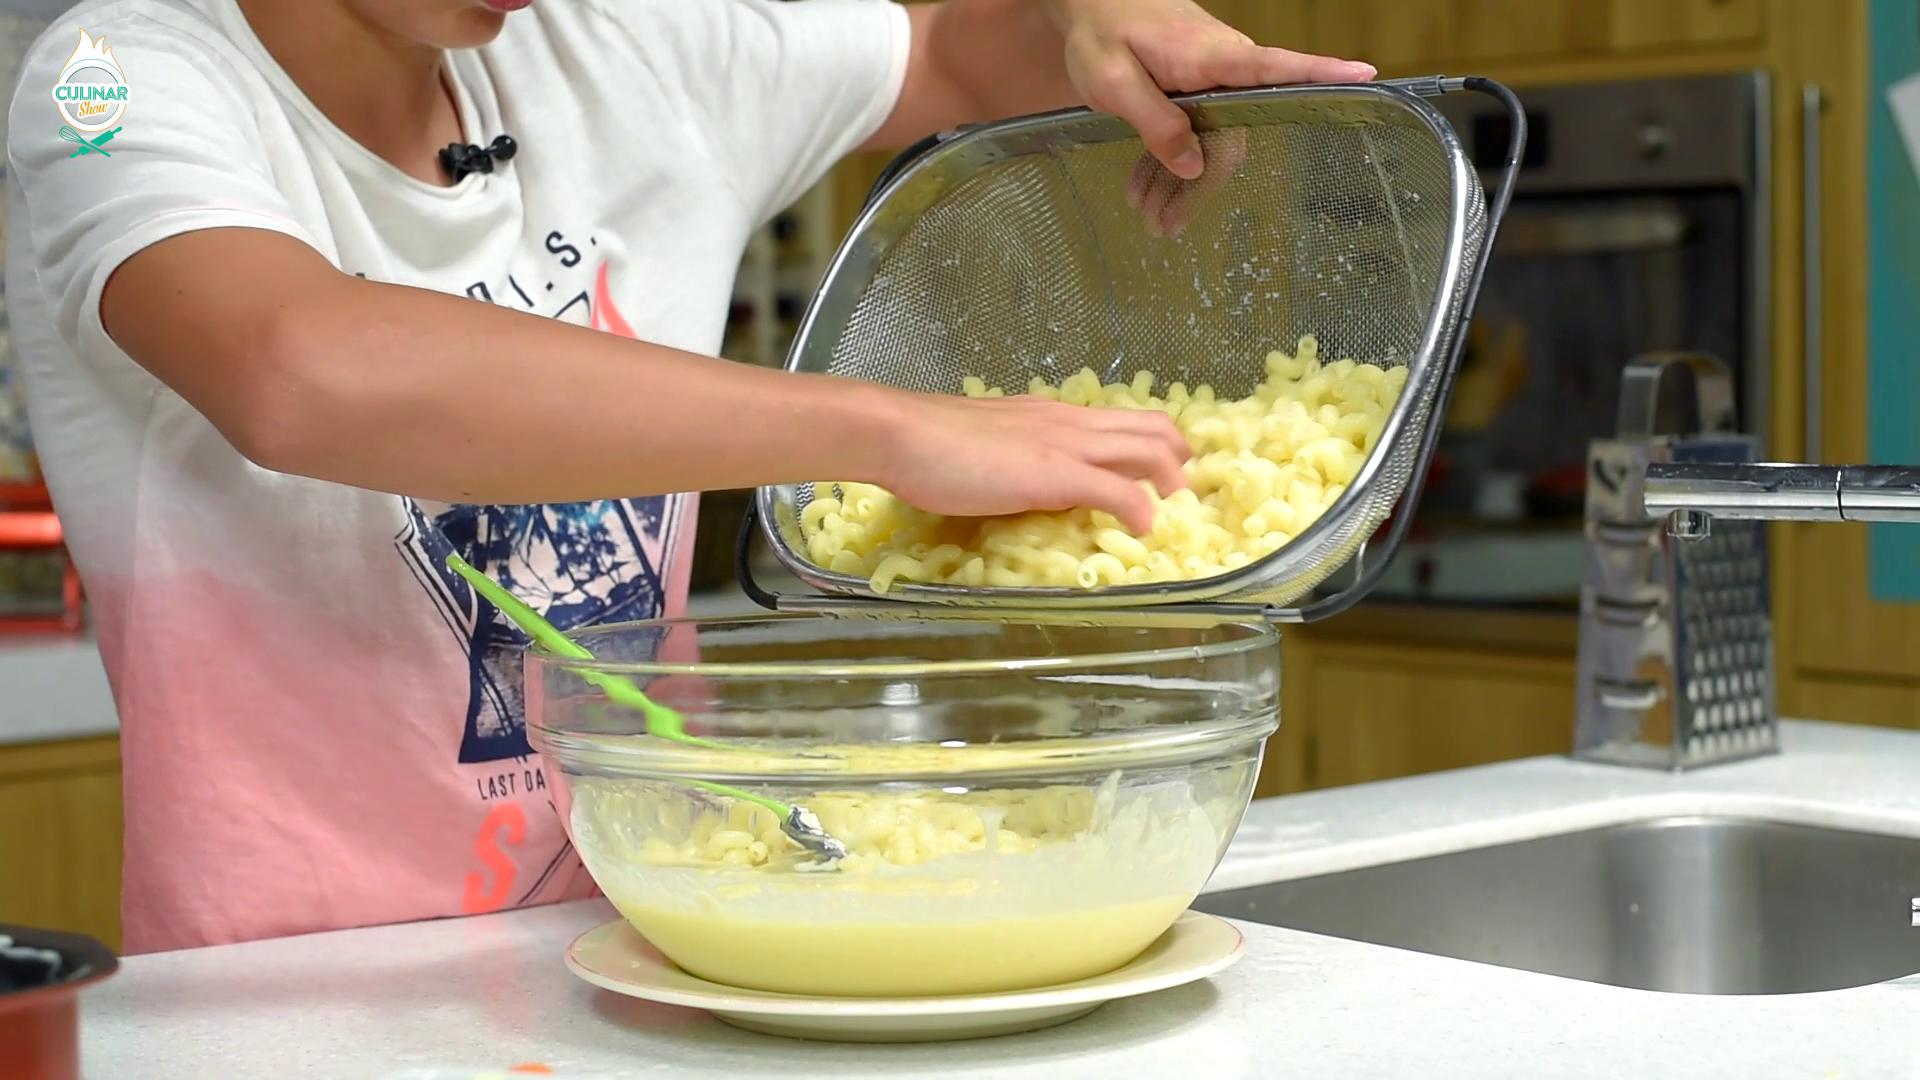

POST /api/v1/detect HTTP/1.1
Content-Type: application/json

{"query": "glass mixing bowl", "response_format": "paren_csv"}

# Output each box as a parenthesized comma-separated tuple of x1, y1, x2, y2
(527, 614, 1278, 998)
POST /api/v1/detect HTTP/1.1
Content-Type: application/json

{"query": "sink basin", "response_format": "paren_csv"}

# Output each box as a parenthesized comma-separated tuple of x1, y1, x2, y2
(1194, 815, 1920, 994)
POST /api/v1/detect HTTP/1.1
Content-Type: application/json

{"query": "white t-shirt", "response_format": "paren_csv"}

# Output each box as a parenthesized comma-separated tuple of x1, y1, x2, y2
(6, 0, 908, 953)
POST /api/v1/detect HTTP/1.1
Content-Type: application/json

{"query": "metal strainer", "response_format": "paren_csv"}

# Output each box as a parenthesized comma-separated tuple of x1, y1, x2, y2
(742, 77, 1524, 623)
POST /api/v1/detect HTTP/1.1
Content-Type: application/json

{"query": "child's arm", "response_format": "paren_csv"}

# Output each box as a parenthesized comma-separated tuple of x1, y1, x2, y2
(100, 228, 1187, 533)
(872, 0, 1375, 180)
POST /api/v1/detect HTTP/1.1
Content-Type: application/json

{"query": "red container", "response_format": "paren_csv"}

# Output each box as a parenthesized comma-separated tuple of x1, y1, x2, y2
(0, 482, 83, 634)
(0, 926, 118, 1080)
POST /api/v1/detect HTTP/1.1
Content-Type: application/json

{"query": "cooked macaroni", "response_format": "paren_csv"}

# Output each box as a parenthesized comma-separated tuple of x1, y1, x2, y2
(625, 784, 1101, 873)
(799, 335, 1405, 591)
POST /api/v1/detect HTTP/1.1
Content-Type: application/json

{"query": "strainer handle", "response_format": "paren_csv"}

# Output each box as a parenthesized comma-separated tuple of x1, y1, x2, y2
(734, 499, 787, 612)
(736, 499, 864, 613)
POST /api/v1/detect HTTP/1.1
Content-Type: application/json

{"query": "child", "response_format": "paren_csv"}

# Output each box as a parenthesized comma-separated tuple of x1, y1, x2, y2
(7, 0, 1371, 952)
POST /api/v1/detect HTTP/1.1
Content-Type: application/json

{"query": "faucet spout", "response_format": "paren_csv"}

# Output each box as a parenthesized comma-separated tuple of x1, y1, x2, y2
(1643, 462, 1920, 532)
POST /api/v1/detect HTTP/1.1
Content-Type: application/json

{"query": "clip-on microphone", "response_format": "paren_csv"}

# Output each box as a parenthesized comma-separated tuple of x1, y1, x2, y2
(440, 134, 518, 181)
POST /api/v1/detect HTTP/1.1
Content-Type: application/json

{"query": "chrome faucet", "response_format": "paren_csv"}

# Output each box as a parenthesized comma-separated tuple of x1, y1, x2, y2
(1645, 462, 1920, 535)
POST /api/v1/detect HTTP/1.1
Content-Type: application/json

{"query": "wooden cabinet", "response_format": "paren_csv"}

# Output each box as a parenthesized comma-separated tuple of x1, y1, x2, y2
(1775, 0, 1920, 723)
(0, 737, 121, 950)
(1606, 0, 1765, 52)
(1291, 642, 1574, 791)
(1229, 0, 1762, 71)
(1257, 611, 1578, 796)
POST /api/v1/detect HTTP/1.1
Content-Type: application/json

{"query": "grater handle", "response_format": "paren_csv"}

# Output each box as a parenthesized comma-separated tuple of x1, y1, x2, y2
(1613, 352, 1738, 439)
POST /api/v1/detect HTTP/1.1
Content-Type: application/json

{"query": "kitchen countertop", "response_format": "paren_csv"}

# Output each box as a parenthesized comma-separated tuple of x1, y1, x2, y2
(81, 720, 1920, 1079)
(0, 632, 116, 745)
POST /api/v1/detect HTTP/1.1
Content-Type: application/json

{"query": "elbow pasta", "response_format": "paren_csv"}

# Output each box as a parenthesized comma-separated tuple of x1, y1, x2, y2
(628, 785, 1102, 872)
(800, 335, 1407, 592)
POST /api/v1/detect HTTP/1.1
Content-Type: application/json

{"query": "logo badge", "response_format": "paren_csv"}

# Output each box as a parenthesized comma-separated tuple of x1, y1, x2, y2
(50, 29, 129, 159)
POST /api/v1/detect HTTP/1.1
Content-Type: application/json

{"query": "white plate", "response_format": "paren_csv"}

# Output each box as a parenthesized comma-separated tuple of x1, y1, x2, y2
(564, 910, 1244, 1043)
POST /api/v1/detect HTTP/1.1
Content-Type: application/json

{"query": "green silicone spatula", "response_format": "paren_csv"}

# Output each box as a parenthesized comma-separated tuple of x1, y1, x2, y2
(445, 553, 847, 863)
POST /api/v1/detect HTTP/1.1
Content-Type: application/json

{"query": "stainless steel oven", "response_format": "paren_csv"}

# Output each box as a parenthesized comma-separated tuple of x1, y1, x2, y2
(1368, 72, 1770, 608)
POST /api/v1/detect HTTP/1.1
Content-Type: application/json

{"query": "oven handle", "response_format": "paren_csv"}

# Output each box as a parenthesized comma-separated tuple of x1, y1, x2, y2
(1802, 84, 1824, 463)
(1493, 204, 1689, 258)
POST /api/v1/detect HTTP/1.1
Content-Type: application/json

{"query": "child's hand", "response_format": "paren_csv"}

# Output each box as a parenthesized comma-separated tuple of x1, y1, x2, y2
(879, 392, 1190, 535)
(1047, 0, 1374, 180)
(1125, 127, 1249, 238)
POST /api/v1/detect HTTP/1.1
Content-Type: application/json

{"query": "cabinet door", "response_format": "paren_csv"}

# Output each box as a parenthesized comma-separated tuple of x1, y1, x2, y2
(1305, 0, 1607, 69)
(1780, 0, 1920, 717)
(1606, 0, 1765, 51)
(1299, 0, 1759, 70)
(1262, 638, 1575, 794)
(0, 737, 122, 950)
(1202, 0, 1308, 42)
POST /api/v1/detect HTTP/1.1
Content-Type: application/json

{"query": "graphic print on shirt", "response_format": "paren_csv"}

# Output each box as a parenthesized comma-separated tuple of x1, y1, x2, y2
(392, 253, 676, 767)
(392, 254, 677, 913)
(461, 229, 606, 324)
(420, 495, 679, 750)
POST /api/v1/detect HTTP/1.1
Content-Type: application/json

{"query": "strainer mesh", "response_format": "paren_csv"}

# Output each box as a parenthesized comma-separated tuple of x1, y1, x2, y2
(768, 86, 1489, 609)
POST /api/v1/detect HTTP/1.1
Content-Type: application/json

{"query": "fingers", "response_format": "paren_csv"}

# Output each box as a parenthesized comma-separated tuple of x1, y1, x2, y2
(1201, 43, 1375, 88)
(979, 393, 1188, 461)
(1018, 400, 1187, 529)
(1254, 46, 1376, 86)
(1078, 431, 1189, 499)
(1124, 154, 1157, 212)
(1136, 166, 1180, 238)
(1060, 463, 1157, 535)
(1154, 129, 1249, 236)
(956, 386, 1191, 530)
(1125, 125, 1250, 236)
(1083, 50, 1204, 179)
(1128, 159, 1191, 239)
(1151, 173, 1205, 238)
(1055, 398, 1191, 461)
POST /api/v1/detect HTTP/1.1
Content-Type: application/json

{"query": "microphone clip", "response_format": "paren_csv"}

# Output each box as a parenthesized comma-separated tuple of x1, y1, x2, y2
(440, 134, 518, 181)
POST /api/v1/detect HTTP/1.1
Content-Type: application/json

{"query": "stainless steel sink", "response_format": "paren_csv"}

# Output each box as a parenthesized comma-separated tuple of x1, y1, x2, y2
(1194, 816, 1920, 995)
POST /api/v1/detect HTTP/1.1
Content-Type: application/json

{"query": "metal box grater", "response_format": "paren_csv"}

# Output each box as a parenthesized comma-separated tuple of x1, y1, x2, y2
(1574, 353, 1778, 769)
